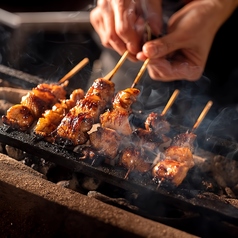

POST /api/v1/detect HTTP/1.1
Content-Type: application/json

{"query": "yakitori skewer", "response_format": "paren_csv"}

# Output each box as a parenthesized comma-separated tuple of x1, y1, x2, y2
(119, 90, 180, 179)
(55, 51, 129, 146)
(58, 58, 89, 84)
(191, 100, 213, 132)
(100, 55, 150, 136)
(34, 88, 85, 142)
(131, 58, 150, 88)
(152, 100, 213, 187)
(144, 89, 180, 136)
(161, 89, 180, 117)
(2, 58, 89, 131)
(103, 50, 129, 81)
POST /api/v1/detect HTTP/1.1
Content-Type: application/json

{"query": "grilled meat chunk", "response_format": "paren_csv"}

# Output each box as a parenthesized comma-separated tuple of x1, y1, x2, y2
(34, 89, 84, 141)
(89, 127, 121, 159)
(152, 132, 196, 186)
(145, 112, 170, 135)
(2, 83, 67, 131)
(120, 147, 151, 177)
(55, 78, 115, 146)
(2, 105, 35, 131)
(100, 88, 140, 135)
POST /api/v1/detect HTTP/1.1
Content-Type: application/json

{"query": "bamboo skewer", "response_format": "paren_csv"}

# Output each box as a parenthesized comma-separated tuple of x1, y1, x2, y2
(58, 58, 89, 84)
(131, 58, 150, 88)
(160, 89, 180, 117)
(104, 50, 129, 81)
(191, 100, 213, 132)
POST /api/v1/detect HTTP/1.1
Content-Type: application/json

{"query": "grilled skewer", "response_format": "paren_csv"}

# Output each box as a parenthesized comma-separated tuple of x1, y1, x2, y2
(55, 51, 129, 147)
(88, 58, 149, 167)
(2, 83, 67, 131)
(96, 59, 152, 176)
(133, 89, 180, 151)
(121, 89, 180, 174)
(88, 88, 140, 164)
(100, 56, 150, 135)
(152, 132, 196, 186)
(120, 147, 151, 179)
(1, 58, 89, 132)
(145, 89, 180, 135)
(34, 88, 85, 142)
(100, 87, 140, 135)
(152, 101, 213, 186)
(55, 78, 115, 146)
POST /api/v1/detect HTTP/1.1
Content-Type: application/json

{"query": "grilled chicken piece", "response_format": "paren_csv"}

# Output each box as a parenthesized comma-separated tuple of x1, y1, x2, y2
(55, 78, 115, 146)
(152, 132, 196, 186)
(2, 105, 35, 131)
(100, 88, 140, 135)
(34, 89, 84, 141)
(2, 83, 67, 131)
(36, 83, 67, 100)
(89, 127, 121, 159)
(120, 147, 151, 178)
(145, 112, 170, 135)
(132, 128, 172, 154)
(172, 131, 197, 152)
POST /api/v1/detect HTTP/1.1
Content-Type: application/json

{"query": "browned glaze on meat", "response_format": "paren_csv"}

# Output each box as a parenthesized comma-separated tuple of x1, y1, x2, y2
(152, 132, 196, 186)
(34, 89, 84, 141)
(55, 78, 115, 146)
(120, 147, 151, 178)
(2, 105, 35, 131)
(145, 112, 170, 135)
(100, 88, 140, 135)
(172, 131, 197, 152)
(2, 83, 67, 131)
(89, 127, 121, 159)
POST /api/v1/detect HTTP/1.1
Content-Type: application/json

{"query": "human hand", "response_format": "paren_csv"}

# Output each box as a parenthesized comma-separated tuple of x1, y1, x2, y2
(137, 0, 238, 81)
(90, 0, 163, 61)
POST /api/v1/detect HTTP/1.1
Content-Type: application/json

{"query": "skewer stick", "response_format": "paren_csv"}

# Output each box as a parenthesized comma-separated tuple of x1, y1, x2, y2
(191, 100, 213, 132)
(124, 169, 131, 179)
(160, 89, 180, 117)
(58, 58, 89, 84)
(104, 50, 129, 81)
(131, 58, 150, 88)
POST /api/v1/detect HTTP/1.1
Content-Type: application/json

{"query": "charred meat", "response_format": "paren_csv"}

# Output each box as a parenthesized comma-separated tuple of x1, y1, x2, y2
(100, 88, 140, 135)
(89, 126, 121, 160)
(120, 146, 151, 178)
(55, 78, 115, 146)
(152, 131, 196, 186)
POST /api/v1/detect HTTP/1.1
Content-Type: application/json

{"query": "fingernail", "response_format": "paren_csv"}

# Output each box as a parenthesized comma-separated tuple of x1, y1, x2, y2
(144, 43, 164, 57)
(144, 43, 158, 57)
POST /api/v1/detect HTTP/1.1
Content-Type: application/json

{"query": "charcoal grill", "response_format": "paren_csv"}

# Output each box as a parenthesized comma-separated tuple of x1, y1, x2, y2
(1, 122, 238, 237)
(1, 4, 238, 237)
(1, 64, 238, 237)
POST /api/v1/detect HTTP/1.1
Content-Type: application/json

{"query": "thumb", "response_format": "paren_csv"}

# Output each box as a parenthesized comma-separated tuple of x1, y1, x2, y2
(142, 33, 183, 58)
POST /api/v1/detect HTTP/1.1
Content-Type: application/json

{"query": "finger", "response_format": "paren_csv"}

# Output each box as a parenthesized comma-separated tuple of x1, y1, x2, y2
(92, 3, 127, 54)
(146, 0, 163, 36)
(90, 8, 111, 48)
(142, 32, 186, 59)
(147, 58, 203, 81)
(112, 0, 144, 54)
